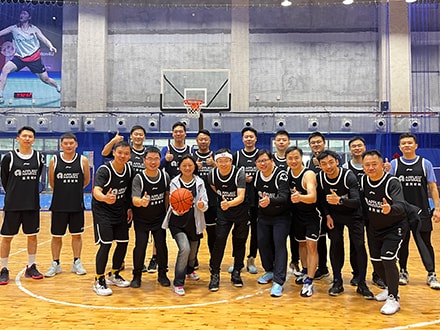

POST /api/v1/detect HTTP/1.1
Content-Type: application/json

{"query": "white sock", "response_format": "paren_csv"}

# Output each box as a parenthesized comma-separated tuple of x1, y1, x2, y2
(1, 258, 8, 269)
(28, 254, 36, 267)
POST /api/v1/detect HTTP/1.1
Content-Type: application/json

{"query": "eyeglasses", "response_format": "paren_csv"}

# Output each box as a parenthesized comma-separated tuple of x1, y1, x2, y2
(256, 158, 271, 164)
(145, 158, 160, 162)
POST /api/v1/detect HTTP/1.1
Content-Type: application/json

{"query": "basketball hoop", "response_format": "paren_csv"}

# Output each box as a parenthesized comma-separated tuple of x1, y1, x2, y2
(183, 99, 203, 118)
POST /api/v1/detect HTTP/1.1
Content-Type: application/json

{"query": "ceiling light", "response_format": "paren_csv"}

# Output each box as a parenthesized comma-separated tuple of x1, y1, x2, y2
(405, 0, 416, 3)
(342, 0, 353, 4)
(281, 0, 292, 7)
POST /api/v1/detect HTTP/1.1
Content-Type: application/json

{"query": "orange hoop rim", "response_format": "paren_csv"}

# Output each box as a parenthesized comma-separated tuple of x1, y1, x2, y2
(183, 99, 203, 111)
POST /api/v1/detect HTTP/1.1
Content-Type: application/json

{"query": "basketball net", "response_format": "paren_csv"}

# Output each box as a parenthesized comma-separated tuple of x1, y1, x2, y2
(183, 99, 203, 118)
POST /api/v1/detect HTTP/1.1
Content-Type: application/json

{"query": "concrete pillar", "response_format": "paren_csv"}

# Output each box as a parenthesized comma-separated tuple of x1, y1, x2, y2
(231, 0, 250, 112)
(389, 2, 411, 113)
(76, 0, 108, 112)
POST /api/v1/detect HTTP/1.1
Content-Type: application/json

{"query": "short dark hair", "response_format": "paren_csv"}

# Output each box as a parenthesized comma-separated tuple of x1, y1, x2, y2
(256, 149, 273, 161)
(197, 129, 211, 137)
(362, 149, 383, 160)
(172, 121, 187, 132)
(399, 132, 417, 144)
(241, 127, 257, 137)
(178, 154, 199, 176)
(130, 125, 146, 136)
(308, 131, 325, 143)
(60, 132, 77, 142)
(274, 130, 290, 139)
(113, 140, 130, 150)
(144, 146, 161, 157)
(348, 136, 365, 147)
(317, 149, 338, 162)
(17, 126, 35, 137)
(285, 146, 303, 157)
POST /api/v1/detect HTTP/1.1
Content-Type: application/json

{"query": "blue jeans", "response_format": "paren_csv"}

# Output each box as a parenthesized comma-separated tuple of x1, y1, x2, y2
(173, 232, 198, 287)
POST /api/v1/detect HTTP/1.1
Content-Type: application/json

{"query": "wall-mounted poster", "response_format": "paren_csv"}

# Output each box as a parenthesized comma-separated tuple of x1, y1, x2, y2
(0, 2, 62, 108)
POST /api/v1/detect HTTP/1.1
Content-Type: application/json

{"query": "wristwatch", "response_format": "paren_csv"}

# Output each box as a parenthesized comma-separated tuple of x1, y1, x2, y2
(338, 197, 344, 205)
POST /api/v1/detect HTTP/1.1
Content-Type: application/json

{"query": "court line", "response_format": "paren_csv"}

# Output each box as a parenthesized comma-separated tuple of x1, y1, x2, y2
(14, 268, 269, 310)
(380, 320, 440, 330)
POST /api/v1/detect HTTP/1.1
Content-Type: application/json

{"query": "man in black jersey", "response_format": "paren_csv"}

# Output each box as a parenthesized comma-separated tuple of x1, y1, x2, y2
(101, 126, 158, 273)
(130, 146, 170, 288)
(233, 127, 259, 274)
(388, 133, 440, 289)
(208, 149, 249, 291)
(160, 121, 192, 179)
(305, 132, 330, 280)
(342, 136, 385, 289)
(92, 141, 133, 296)
(194, 130, 217, 255)
(361, 150, 407, 315)
(316, 150, 373, 299)
(45, 132, 90, 278)
(0, 126, 45, 285)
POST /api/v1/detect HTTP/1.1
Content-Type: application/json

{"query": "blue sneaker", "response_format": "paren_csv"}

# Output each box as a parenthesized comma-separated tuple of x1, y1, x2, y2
(258, 271, 274, 284)
(270, 282, 283, 297)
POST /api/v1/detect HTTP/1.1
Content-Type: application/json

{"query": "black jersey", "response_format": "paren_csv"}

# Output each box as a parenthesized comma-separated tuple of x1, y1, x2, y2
(129, 147, 147, 175)
(394, 156, 431, 218)
(287, 167, 319, 214)
(254, 167, 290, 217)
(163, 144, 191, 179)
(360, 173, 407, 232)
(193, 150, 217, 207)
(209, 165, 249, 221)
(273, 154, 287, 170)
(343, 160, 364, 184)
(234, 148, 259, 206)
(1, 149, 44, 211)
(132, 168, 169, 224)
(317, 167, 362, 223)
(92, 162, 132, 224)
(50, 153, 85, 212)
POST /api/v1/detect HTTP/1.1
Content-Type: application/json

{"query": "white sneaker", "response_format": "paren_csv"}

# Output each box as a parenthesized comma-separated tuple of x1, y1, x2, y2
(173, 285, 185, 296)
(300, 282, 314, 297)
(399, 269, 409, 285)
(427, 273, 440, 290)
(45, 261, 62, 277)
(186, 272, 200, 281)
(93, 277, 113, 296)
(375, 288, 389, 302)
(380, 295, 400, 315)
(71, 259, 87, 275)
(106, 272, 130, 287)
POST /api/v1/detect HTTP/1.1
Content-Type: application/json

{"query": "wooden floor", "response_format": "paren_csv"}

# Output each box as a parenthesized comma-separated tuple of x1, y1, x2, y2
(1, 212, 440, 329)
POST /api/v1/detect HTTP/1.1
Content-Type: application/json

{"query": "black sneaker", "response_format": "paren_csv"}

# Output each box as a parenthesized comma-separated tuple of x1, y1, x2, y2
(130, 271, 142, 288)
(350, 275, 359, 287)
(372, 273, 386, 289)
(147, 257, 158, 273)
(0, 267, 9, 285)
(314, 268, 330, 280)
(142, 264, 148, 273)
(328, 279, 344, 296)
(209, 273, 220, 291)
(157, 272, 171, 287)
(25, 264, 43, 279)
(357, 281, 374, 300)
(295, 273, 307, 285)
(231, 270, 243, 287)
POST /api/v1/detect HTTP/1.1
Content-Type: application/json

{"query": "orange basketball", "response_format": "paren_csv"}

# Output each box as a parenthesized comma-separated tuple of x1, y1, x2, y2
(170, 188, 194, 214)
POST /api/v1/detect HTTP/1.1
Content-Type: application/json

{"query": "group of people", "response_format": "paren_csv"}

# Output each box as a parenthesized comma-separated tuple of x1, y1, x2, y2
(0, 124, 439, 316)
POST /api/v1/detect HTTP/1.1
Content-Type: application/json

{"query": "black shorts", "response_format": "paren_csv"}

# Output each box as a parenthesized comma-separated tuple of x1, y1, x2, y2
(51, 211, 85, 236)
(368, 222, 407, 261)
(94, 221, 129, 245)
(1, 210, 40, 236)
(12, 56, 46, 74)
(293, 210, 321, 242)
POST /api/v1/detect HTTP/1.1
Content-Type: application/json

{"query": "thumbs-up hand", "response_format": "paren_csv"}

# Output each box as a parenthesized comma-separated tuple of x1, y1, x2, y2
(381, 198, 391, 214)
(259, 192, 270, 208)
(105, 189, 117, 205)
(140, 192, 150, 207)
(206, 155, 215, 167)
(112, 131, 124, 144)
(165, 148, 174, 162)
(196, 158, 203, 170)
(197, 196, 204, 209)
(383, 158, 391, 172)
(326, 189, 340, 205)
(220, 195, 229, 211)
(291, 187, 301, 204)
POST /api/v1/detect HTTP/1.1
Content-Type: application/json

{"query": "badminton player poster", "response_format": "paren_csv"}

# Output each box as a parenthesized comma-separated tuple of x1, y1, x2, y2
(0, 3, 62, 107)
